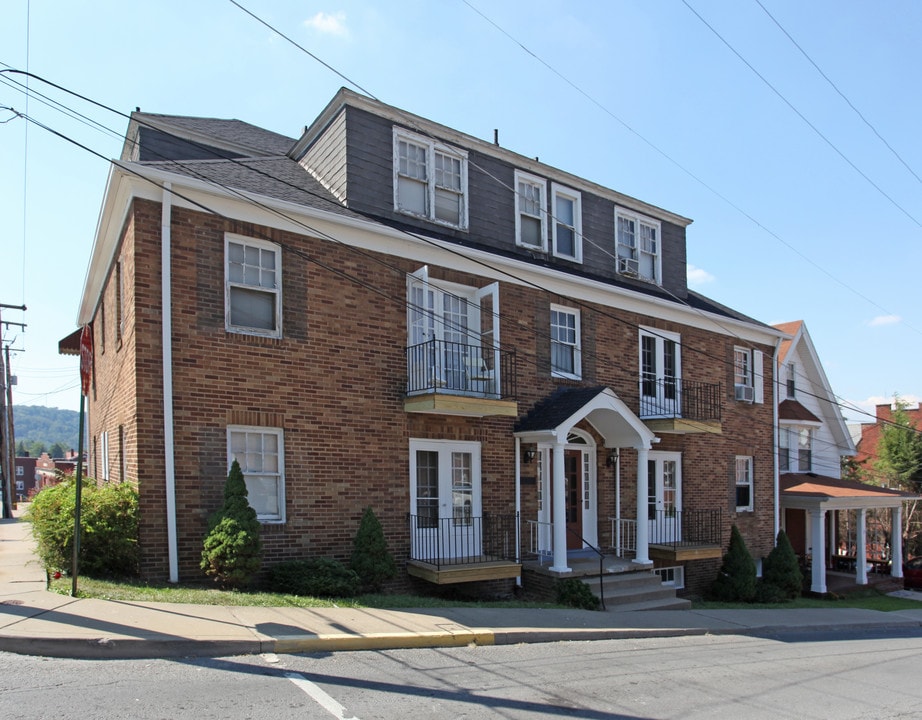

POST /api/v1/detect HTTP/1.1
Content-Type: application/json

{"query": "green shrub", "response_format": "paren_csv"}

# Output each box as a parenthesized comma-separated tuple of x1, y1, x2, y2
(267, 558, 361, 597)
(708, 525, 756, 602)
(758, 529, 803, 602)
(200, 460, 261, 588)
(26, 477, 139, 579)
(556, 578, 601, 610)
(350, 507, 397, 592)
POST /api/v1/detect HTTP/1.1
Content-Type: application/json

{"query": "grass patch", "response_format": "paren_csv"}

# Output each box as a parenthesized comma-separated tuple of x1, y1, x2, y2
(693, 587, 922, 612)
(49, 576, 558, 610)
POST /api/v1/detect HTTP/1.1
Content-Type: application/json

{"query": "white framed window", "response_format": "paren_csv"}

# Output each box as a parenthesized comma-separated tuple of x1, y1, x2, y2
(225, 233, 282, 338)
(16, 465, 24, 476)
(550, 305, 581, 379)
(551, 183, 581, 262)
(15, 480, 24, 492)
(228, 426, 285, 523)
(735, 456, 753, 512)
(616, 207, 661, 283)
(394, 128, 468, 229)
(639, 327, 681, 417)
(785, 362, 796, 399)
(514, 170, 547, 251)
(734, 347, 764, 404)
(780, 426, 813, 473)
(99, 430, 110, 481)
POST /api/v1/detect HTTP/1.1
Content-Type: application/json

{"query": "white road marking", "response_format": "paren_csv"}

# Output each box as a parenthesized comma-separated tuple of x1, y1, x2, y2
(285, 672, 361, 720)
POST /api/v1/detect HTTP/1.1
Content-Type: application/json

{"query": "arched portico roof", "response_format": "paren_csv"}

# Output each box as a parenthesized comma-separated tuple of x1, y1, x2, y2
(514, 386, 656, 449)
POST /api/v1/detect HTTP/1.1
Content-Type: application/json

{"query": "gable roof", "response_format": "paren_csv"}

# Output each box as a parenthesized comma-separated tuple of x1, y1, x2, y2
(779, 399, 822, 424)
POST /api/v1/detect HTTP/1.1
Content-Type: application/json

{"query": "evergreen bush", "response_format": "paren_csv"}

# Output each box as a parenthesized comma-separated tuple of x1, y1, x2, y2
(350, 507, 397, 592)
(200, 460, 261, 588)
(26, 477, 139, 579)
(708, 524, 756, 602)
(555, 578, 601, 610)
(757, 529, 803, 602)
(267, 558, 361, 597)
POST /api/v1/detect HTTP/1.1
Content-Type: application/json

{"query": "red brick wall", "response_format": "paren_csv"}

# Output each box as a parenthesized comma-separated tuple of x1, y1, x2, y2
(93, 200, 777, 590)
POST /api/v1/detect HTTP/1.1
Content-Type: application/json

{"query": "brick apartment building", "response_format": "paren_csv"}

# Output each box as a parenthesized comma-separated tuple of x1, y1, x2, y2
(62, 89, 785, 598)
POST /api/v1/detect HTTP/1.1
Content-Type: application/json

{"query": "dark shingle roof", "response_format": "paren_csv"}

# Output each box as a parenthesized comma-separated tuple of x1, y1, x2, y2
(136, 113, 296, 156)
(515, 386, 608, 433)
(137, 156, 361, 220)
(779, 399, 822, 424)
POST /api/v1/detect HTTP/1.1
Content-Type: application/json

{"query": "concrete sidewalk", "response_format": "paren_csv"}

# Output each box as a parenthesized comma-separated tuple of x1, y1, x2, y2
(3, 514, 922, 659)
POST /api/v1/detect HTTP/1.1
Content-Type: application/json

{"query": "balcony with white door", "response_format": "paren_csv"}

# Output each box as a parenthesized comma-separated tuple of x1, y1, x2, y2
(404, 339, 518, 417)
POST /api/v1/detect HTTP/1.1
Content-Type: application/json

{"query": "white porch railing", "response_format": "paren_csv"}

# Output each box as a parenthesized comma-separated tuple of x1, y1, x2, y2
(610, 517, 637, 557)
(525, 519, 553, 564)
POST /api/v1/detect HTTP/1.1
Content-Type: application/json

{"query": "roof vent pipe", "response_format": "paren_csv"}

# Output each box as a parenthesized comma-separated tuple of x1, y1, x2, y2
(494, 129, 499, 146)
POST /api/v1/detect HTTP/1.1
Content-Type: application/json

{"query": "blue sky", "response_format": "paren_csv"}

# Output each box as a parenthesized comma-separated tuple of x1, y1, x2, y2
(1, 1, 919, 423)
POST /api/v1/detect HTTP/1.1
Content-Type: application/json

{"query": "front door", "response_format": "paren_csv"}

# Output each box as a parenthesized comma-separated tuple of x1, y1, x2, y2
(564, 450, 583, 549)
(410, 440, 482, 562)
(648, 452, 681, 543)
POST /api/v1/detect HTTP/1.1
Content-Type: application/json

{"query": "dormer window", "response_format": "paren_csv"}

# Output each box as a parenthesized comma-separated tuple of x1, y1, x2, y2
(616, 207, 661, 283)
(394, 128, 468, 230)
(515, 170, 547, 251)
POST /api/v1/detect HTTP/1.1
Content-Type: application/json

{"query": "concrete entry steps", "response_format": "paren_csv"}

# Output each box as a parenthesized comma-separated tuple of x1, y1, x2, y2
(563, 553, 692, 612)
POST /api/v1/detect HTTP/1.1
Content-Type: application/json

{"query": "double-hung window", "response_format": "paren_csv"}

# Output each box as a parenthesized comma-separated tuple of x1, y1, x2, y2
(780, 427, 813, 472)
(550, 305, 580, 379)
(552, 183, 581, 262)
(394, 128, 468, 229)
(225, 234, 282, 338)
(785, 362, 797, 399)
(228, 426, 285, 522)
(733, 347, 764, 403)
(514, 170, 547, 251)
(735, 456, 753, 512)
(616, 208, 661, 283)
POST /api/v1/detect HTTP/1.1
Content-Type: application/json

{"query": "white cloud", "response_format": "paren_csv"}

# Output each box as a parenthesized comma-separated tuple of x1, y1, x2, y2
(843, 394, 921, 422)
(868, 314, 901, 327)
(686, 264, 714, 286)
(304, 11, 348, 37)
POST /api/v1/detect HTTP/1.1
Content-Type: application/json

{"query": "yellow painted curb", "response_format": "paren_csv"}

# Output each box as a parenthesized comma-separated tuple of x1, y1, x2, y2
(272, 629, 495, 654)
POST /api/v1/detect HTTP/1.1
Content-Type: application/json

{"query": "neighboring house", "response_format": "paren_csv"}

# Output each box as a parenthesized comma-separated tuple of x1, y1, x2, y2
(774, 321, 916, 592)
(854, 402, 922, 477)
(62, 89, 784, 597)
(13, 455, 37, 500)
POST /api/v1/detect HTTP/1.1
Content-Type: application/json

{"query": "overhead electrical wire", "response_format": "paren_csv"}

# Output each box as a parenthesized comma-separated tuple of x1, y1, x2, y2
(0, 69, 914, 460)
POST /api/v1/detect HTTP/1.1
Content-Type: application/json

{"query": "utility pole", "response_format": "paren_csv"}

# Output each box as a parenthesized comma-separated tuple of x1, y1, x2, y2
(0, 302, 27, 520)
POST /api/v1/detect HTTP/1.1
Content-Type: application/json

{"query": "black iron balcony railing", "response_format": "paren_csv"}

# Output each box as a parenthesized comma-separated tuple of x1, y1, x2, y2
(639, 377, 722, 422)
(406, 339, 516, 400)
(407, 513, 518, 568)
(647, 508, 723, 549)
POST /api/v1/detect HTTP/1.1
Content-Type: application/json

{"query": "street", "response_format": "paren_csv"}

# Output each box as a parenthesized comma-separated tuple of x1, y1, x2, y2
(2, 629, 922, 719)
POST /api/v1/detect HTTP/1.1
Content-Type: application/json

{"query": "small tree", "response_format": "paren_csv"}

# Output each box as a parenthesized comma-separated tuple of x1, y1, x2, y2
(350, 507, 397, 592)
(708, 525, 756, 602)
(757, 529, 803, 602)
(875, 397, 922, 553)
(200, 460, 261, 588)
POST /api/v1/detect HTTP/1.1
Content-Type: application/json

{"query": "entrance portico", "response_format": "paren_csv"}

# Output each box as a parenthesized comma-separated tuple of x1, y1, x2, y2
(781, 473, 919, 594)
(515, 386, 656, 573)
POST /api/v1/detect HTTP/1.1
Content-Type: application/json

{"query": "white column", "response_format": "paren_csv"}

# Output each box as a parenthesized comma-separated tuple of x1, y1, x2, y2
(634, 447, 650, 565)
(892, 504, 904, 579)
(550, 441, 570, 573)
(808, 508, 827, 594)
(856, 509, 868, 586)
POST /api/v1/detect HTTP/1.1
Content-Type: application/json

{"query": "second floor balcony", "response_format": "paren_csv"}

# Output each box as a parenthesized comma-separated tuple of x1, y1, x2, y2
(404, 339, 518, 417)
(638, 377, 722, 434)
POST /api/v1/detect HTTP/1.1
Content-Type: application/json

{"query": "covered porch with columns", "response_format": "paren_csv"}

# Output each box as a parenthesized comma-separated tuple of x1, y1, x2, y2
(781, 473, 920, 594)
(514, 386, 657, 574)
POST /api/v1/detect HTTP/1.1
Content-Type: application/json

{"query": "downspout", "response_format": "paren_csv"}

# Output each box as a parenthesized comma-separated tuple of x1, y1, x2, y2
(514, 437, 521, 586)
(772, 336, 782, 542)
(161, 184, 178, 582)
(615, 449, 621, 557)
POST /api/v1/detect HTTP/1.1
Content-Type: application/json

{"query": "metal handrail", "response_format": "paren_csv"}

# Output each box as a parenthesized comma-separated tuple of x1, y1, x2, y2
(638, 377, 722, 422)
(406, 339, 516, 399)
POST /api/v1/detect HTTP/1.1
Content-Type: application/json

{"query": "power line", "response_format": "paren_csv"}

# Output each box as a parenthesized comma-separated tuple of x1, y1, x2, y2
(753, 0, 922, 189)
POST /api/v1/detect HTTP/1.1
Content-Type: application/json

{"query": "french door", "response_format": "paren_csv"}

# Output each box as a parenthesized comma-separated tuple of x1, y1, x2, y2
(410, 440, 482, 561)
(647, 452, 682, 543)
(640, 329, 681, 417)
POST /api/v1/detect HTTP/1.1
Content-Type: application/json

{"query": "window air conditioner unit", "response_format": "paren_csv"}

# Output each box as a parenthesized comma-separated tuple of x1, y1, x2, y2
(618, 257, 639, 276)
(735, 384, 754, 402)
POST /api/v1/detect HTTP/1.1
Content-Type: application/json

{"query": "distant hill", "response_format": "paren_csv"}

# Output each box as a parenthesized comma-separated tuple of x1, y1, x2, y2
(13, 405, 80, 453)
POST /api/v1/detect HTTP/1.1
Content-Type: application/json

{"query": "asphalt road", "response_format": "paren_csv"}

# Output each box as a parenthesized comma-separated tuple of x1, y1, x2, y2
(3, 628, 922, 719)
